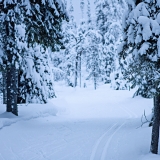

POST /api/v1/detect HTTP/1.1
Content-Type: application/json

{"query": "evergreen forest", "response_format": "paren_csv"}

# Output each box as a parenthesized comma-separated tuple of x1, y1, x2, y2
(0, 0, 160, 157)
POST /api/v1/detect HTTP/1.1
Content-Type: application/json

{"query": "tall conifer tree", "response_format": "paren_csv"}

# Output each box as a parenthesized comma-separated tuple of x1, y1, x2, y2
(0, 0, 26, 115)
(0, 0, 68, 115)
(119, 0, 160, 154)
(94, 0, 126, 84)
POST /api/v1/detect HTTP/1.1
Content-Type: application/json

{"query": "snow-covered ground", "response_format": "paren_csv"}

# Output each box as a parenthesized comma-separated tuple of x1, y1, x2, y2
(0, 83, 160, 160)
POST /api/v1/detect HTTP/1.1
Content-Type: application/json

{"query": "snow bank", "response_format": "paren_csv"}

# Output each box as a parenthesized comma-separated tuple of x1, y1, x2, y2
(0, 84, 159, 160)
(0, 101, 64, 130)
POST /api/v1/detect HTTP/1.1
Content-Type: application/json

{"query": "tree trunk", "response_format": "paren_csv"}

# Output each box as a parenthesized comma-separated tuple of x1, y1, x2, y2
(6, 64, 18, 116)
(150, 95, 160, 154)
(17, 70, 26, 104)
(79, 52, 81, 88)
(94, 69, 97, 90)
(94, 76, 96, 90)
(2, 71, 7, 104)
(75, 55, 78, 87)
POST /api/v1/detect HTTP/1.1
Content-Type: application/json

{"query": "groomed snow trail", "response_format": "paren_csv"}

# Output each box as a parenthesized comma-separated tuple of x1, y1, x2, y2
(88, 86, 139, 160)
(0, 84, 154, 160)
(90, 122, 126, 160)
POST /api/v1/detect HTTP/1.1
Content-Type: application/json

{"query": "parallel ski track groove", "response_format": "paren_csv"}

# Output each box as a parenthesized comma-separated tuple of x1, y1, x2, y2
(101, 122, 126, 160)
(90, 102, 138, 160)
(90, 123, 118, 160)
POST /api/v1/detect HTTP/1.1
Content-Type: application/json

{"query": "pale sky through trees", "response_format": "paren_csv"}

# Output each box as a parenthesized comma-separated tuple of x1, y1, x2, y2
(67, 0, 95, 24)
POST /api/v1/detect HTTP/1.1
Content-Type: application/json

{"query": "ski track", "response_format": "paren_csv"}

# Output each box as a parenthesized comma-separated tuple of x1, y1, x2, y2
(90, 122, 126, 160)
(90, 101, 138, 160)
(90, 123, 118, 160)
(120, 105, 138, 119)
(101, 122, 126, 160)
(0, 105, 139, 160)
(0, 86, 145, 160)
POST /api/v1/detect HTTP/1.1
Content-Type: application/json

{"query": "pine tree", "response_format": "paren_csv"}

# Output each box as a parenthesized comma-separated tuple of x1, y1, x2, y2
(19, 0, 68, 103)
(55, 0, 78, 87)
(63, 0, 87, 87)
(119, 0, 160, 154)
(83, 0, 103, 89)
(87, 0, 92, 30)
(19, 45, 55, 103)
(24, 0, 68, 51)
(85, 30, 103, 89)
(0, 0, 25, 115)
(94, 0, 108, 44)
(0, 0, 68, 115)
(94, 0, 127, 84)
(74, 0, 86, 87)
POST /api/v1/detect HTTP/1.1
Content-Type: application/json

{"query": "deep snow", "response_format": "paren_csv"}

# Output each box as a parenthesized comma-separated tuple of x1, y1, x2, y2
(0, 83, 160, 160)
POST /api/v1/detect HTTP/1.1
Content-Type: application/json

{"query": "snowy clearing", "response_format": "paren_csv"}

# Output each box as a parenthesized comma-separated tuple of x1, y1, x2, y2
(0, 84, 160, 160)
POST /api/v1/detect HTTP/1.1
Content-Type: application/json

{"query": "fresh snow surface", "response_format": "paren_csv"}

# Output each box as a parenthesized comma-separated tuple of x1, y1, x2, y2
(0, 83, 160, 160)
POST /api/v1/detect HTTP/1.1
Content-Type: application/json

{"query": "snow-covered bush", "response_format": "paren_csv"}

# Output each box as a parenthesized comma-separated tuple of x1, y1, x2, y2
(110, 71, 129, 90)
(20, 45, 56, 103)
(119, 0, 160, 98)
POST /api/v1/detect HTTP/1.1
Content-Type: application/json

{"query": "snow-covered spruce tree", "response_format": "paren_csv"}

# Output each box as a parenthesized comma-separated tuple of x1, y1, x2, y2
(63, 0, 87, 87)
(84, 1, 103, 89)
(85, 30, 103, 90)
(102, 32, 116, 83)
(50, 50, 65, 82)
(86, 0, 92, 30)
(55, 0, 78, 87)
(73, 0, 86, 88)
(0, 0, 26, 115)
(51, 44, 76, 87)
(94, 0, 127, 84)
(119, 0, 160, 154)
(94, 0, 108, 44)
(0, 0, 68, 115)
(66, 0, 78, 87)
(18, 0, 68, 103)
(24, 0, 68, 51)
(19, 45, 55, 103)
(95, 0, 126, 43)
